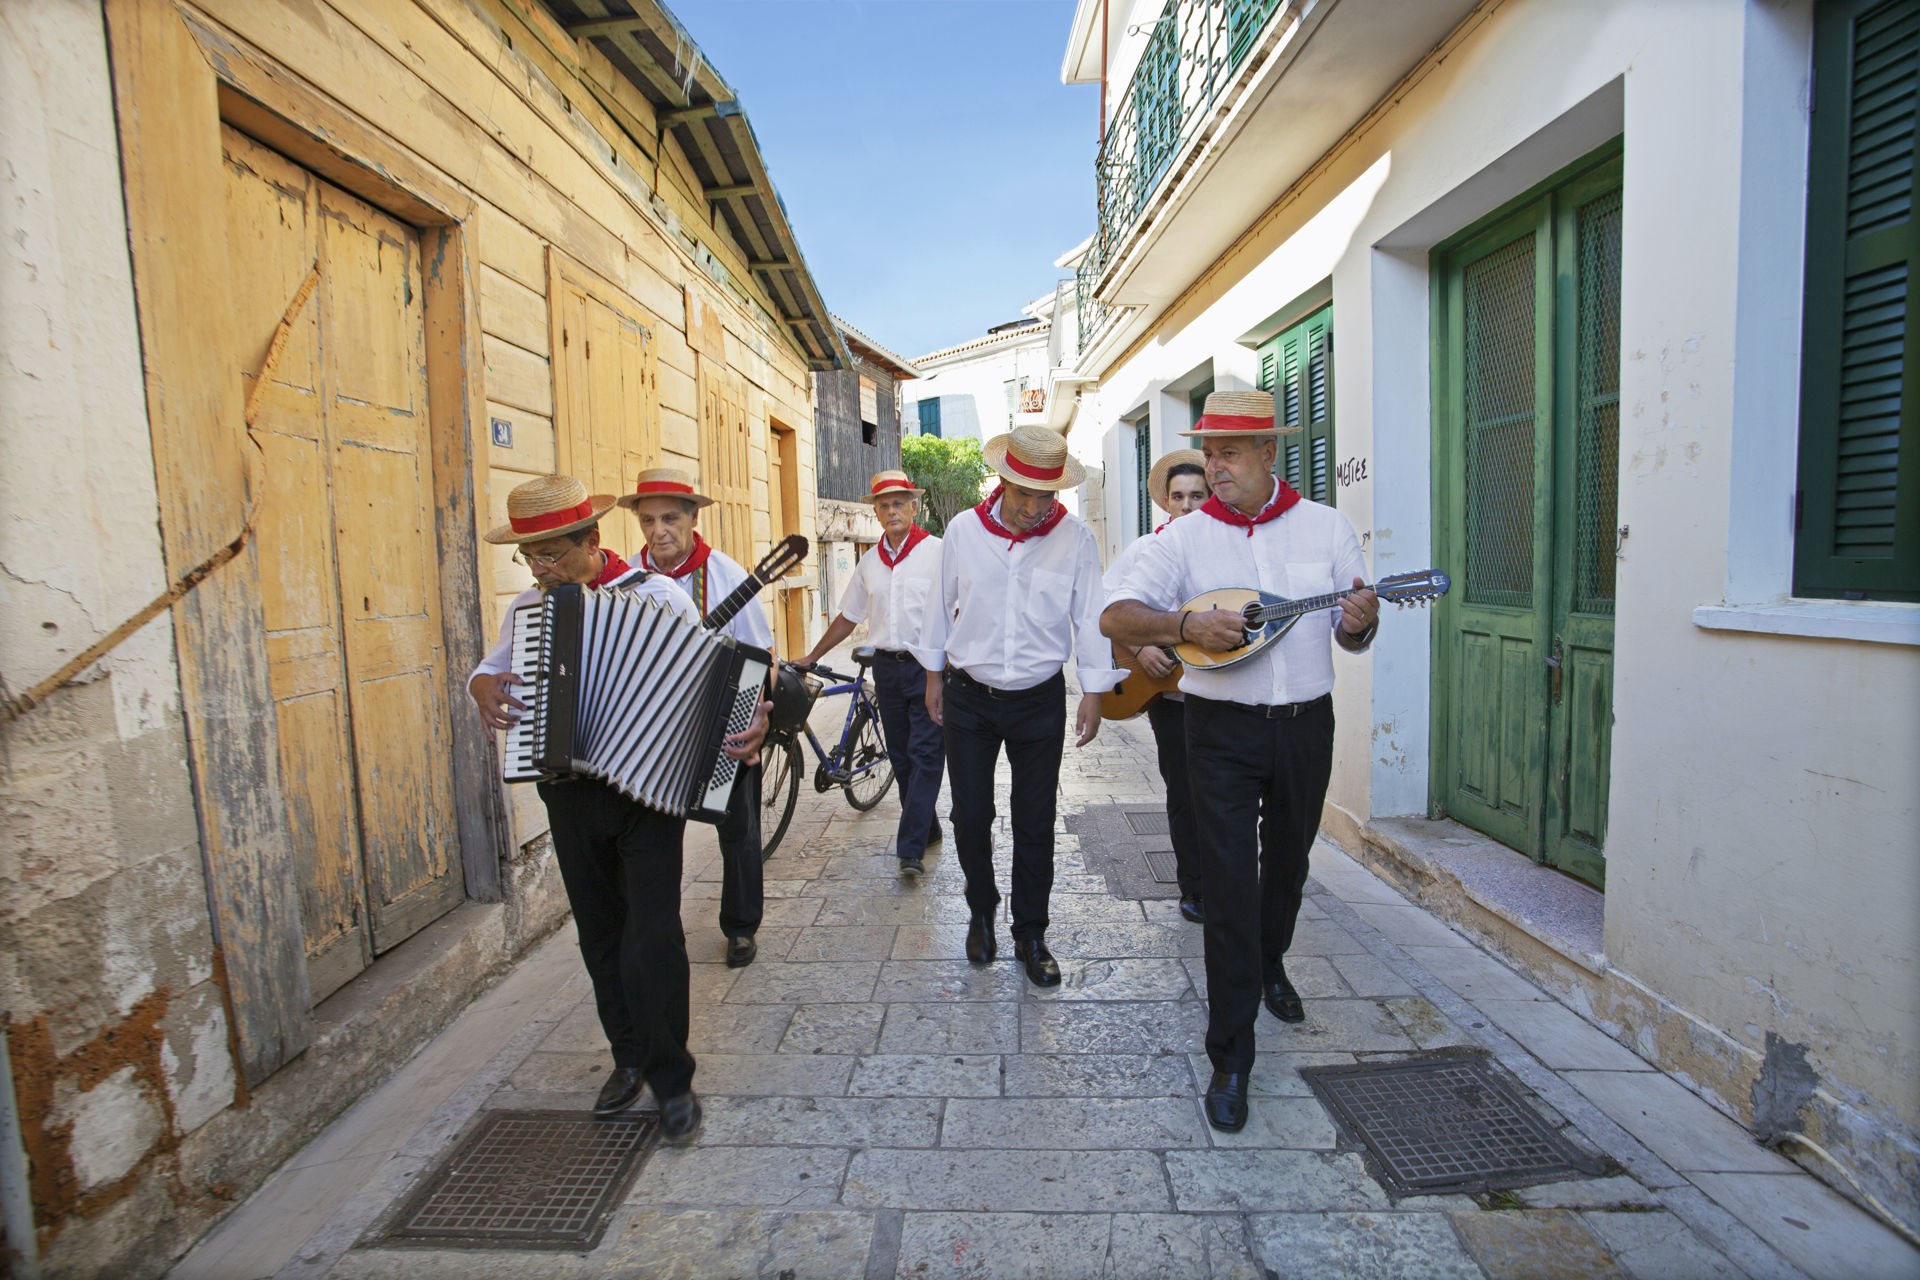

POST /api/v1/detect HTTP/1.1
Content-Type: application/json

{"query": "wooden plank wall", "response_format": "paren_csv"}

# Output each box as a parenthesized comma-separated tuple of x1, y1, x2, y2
(816, 356, 902, 501)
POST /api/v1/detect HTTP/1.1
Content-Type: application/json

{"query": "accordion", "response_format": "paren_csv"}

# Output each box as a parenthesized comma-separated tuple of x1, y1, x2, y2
(501, 582, 770, 823)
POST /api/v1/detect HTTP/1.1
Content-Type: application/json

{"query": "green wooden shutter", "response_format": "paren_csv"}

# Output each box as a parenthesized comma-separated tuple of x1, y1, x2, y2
(1258, 306, 1336, 505)
(1135, 419, 1153, 534)
(1796, 0, 1920, 600)
(918, 397, 941, 438)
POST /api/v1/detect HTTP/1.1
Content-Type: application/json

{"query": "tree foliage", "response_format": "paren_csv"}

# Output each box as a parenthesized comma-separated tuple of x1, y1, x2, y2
(900, 435, 991, 535)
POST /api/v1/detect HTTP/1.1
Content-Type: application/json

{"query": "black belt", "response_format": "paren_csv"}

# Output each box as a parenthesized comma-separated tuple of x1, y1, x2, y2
(874, 648, 917, 661)
(946, 667, 1056, 700)
(1190, 692, 1330, 720)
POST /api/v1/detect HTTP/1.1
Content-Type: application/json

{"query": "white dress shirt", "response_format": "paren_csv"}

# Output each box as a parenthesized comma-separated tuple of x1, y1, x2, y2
(468, 565, 697, 700)
(1104, 528, 1184, 703)
(839, 531, 943, 652)
(644, 543, 776, 651)
(913, 498, 1121, 694)
(1108, 494, 1367, 706)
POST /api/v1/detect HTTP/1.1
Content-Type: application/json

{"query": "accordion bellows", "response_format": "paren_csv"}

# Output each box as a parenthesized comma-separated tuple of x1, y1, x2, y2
(502, 583, 770, 824)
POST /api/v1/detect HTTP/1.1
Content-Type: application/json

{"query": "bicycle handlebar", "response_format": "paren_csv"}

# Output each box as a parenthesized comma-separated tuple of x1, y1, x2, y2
(783, 659, 859, 685)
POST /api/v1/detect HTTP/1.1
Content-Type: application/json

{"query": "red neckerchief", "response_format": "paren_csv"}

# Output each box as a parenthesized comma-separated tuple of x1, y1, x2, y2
(590, 550, 633, 588)
(878, 524, 931, 568)
(1153, 520, 1170, 534)
(974, 484, 1067, 546)
(1201, 482, 1300, 537)
(642, 534, 714, 613)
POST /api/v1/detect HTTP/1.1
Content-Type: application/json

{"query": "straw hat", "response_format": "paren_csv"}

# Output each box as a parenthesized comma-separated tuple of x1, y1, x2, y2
(983, 424, 1087, 492)
(484, 474, 616, 545)
(1147, 448, 1208, 514)
(1176, 388, 1294, 438)
(616, 466, 715, 511)
(858, 470, 924, 503)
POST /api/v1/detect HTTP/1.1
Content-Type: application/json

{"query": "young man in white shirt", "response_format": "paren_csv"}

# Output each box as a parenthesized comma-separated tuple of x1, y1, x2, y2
(1102, 390, 1379, 1134)
(1102, 448, 1211, 924)
(914, 426, 1121, 987)
(799, 471, 945, 875)
(468, 474, 766, 1141)
(620, 468, 776, 970)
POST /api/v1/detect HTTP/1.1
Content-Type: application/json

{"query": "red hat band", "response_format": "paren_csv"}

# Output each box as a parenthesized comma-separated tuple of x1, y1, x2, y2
(510, 497, 595, 534)
(1005, 452, 1065, 482)
(871, 478, 915, 495)
(633, 479, 695, 497)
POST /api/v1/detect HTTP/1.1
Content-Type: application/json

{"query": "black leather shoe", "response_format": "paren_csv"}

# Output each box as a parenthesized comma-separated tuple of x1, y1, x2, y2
(1179, 894, 1204, 924)
(593, 1066, 643, 1116)
(658, 1091, 702, 1143)
(725, 935, 757, 968)
(1204, 1071, 1249, 1132)
(1263, 968, 1305, 1023)
(1014, 937, 1062, 987)
(965, 911, 997, 964)
(899, 855, 924, 877)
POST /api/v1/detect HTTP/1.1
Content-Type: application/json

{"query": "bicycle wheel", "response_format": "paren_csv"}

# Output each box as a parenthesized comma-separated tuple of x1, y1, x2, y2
(842, 708, 895, 811)
(760, 736, 802, 860)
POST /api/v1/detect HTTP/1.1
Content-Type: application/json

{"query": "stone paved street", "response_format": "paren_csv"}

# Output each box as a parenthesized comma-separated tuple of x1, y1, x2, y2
(174, 654, 1918, 1280)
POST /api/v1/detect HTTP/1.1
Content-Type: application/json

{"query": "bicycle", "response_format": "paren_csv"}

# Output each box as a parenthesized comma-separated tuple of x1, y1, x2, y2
(759, 647, 895, 859)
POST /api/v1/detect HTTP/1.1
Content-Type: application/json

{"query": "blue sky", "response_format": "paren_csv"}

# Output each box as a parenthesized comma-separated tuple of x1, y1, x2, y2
(682, 0, 1093, 360)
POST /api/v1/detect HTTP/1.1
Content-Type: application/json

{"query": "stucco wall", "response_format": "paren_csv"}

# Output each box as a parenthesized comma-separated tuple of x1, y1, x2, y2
(0, 0, 237, 1248)
(901, 332, 1053, 443)
(1074, 0, 1918, 1214)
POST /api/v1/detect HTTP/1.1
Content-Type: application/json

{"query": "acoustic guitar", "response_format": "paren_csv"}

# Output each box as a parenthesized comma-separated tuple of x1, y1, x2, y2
(701, 534, 808, 633)
(1168, 569, 1450, 670)
(1099, 642, 1184, 721)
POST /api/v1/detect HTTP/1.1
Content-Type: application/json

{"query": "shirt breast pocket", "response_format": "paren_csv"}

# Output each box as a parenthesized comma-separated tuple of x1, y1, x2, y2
(1028, 568, 1074, 628)
(894, 578, 930, 629)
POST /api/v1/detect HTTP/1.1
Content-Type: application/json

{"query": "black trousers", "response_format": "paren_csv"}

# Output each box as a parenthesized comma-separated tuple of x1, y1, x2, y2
(715, 761, 763, 940)
(872, 653, 945, 859)
(944, 669, 1066, 943)
(1144, 697, 1202, 898)
(539, 778, 695, 1100)
(1185, 694, 1335, 1074)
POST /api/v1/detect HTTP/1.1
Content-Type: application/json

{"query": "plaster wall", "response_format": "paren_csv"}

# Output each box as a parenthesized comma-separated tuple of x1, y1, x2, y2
(0, 0, 237, 1247)
(901, 332, 1054, 444)
(1076, 0, 1918, 1210)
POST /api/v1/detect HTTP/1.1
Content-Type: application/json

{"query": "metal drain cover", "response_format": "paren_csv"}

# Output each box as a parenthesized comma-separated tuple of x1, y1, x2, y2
(1302, 1057, 1603, 1196)
(385, 1109, 655, 1250)
(1125, 810, 1171, 835)
(1143, 849, 1181, 884)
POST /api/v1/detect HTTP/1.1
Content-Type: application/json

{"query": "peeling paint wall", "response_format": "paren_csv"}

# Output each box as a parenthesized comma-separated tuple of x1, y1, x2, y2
(0, 0, 236, 1260)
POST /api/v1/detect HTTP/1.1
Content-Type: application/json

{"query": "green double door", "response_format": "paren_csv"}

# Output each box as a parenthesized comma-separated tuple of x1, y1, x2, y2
(1433, 153, 1622, 888)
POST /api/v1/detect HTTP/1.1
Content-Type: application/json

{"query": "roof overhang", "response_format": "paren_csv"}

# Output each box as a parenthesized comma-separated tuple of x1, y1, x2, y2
(832, 315, 921, 380)
(545, 0, 851, 371)
(1061, 0, 1126, 85)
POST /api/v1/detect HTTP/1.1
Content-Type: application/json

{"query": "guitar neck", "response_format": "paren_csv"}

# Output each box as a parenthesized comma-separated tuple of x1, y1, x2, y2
(704, 573, 765, 632)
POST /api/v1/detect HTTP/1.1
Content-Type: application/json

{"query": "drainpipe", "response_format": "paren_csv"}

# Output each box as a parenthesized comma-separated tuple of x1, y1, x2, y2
(1099, 0, 1109, 145)
(0, 1025, 41, 1280)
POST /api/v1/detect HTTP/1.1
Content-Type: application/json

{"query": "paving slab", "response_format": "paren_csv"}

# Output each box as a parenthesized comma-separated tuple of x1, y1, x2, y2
(1478, 998, 1656, 1071)
(1578, 1209, 1754, 1280)
(627, 1143, 851, 1209)
(848, 1053, 1003, 1098)
(843, 1148, 1173, 1212)
(1165, 1148, 1392, 1212)
(1562, 1070, 1800, 1174)
(1002, 1052, 1195, 1098)
(941, 1096, 1210, 1149)
(780, 1001, 888, 1054)
(1020, 1000, 1208, 1054)
(695, 1095, 942, 1148)
(878, 1000, 1022, 1053)
(1401, 942, 1550, 1001)
(597, 1209, 875, 1280)
(1450, 1208, 1625, 1279)
(1245, 1210, 1484, 1278)
(1689, 1171, 1920, 1280)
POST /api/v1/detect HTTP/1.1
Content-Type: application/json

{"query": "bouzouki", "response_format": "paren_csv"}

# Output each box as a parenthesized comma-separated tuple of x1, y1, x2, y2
(1169, 569, 1451, 671)
(700, 534, 809, 633)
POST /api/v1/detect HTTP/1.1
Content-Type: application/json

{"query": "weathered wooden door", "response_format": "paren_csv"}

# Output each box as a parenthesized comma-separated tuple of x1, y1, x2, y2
(1434, 153, 1621, 888)
(552, 259, 658, 502)
(223, 128, 462, 1000)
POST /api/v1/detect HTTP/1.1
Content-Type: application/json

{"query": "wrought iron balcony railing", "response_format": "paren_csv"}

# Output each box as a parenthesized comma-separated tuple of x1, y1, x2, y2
(1077, 0, 1288, 352)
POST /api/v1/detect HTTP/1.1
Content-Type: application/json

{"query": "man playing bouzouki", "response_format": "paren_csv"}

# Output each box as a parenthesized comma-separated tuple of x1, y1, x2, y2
(1102, 389, 1378, 1135)
(1102, 449, 1210, 924)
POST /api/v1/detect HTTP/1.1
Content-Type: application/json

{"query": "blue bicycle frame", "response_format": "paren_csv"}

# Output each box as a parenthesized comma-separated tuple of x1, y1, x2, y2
(794, 673, 887, 781)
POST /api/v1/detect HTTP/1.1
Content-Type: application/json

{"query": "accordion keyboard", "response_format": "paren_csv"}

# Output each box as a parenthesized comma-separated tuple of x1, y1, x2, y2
(501, 599, 548, 783)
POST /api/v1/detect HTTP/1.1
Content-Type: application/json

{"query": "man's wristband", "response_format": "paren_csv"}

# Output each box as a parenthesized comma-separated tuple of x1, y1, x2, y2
(1340, 619, 1377, 647)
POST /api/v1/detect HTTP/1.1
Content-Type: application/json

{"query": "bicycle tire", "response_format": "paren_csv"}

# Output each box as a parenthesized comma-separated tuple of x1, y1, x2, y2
(760, 736, 802, 860)
(843, 708, 894, 811)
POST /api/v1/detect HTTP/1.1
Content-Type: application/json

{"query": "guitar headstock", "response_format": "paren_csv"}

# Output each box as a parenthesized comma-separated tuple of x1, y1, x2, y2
(752, 533, 810, 583)
(1377, 569, 1451, 608)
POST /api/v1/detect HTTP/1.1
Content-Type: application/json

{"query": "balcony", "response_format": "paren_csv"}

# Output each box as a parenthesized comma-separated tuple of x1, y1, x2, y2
(1073, 0, 1483, 361)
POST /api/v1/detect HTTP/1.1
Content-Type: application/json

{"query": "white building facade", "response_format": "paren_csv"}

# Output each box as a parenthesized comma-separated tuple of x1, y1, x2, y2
(900, 315, 1055, 443)
(1063, 0, 1920, 1234)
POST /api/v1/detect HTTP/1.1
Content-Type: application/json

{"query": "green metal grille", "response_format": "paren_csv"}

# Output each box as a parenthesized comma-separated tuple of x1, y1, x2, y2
(1462, 235, 1539, 608)
(1573, 190, 1623, 615)
(1136, 419, 1154, 535)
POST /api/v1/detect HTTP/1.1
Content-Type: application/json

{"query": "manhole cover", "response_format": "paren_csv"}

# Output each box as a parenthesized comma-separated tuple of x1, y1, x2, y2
(1302, 1057, 1603, 1196)
(384, 1109, 656, 1250)
(1143, 849, 1181, 884)
(1125, 811, 1171, 835)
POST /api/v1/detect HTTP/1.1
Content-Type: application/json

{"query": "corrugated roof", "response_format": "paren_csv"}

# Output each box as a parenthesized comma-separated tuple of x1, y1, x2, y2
(831, 314, 921, 380)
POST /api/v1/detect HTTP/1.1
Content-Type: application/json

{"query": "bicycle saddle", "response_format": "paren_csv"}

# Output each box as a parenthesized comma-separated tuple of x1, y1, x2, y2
(851, 646, 877, 667)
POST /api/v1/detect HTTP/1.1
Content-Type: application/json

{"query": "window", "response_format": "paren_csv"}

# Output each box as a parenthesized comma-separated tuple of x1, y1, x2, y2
(918, 397, 941, 438)
(1003, 377, 1029, 427)
(1134, 416, 1153, 536)
(1259, 307, 1335, 505)
(1796, 0, 1920, 600)
(859, 374, 879, 445)
(1187, 378, 1214, 429)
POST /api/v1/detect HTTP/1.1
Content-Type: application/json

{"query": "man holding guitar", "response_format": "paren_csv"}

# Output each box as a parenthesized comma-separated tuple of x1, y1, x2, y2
(1102, 389, 1379, 1135)
(1103, 448, 1211, 923)
(623, 467, 776, 970)
(797, 471, 946, 877)
(469, 474, 768, 1138)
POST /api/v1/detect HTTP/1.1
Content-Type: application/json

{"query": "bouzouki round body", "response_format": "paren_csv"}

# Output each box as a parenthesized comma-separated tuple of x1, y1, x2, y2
(1171, 587, 1303, 670)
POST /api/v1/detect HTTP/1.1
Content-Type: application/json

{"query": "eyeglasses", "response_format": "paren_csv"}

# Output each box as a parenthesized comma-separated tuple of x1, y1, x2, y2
(512, 546, 575, 568)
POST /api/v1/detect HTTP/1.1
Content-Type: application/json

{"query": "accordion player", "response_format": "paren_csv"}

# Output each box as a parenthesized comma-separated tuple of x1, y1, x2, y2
(501, 581, 770, 824)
